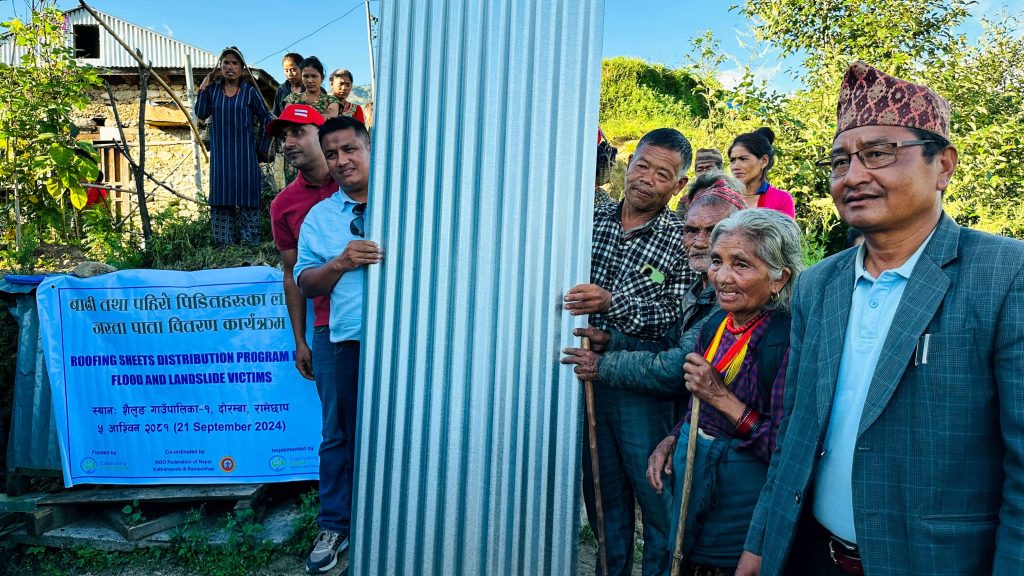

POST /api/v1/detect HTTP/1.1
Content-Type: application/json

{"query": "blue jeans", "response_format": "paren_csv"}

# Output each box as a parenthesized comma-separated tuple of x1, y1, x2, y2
(313, 329, 360, 533)
(582, 386, 674, 576)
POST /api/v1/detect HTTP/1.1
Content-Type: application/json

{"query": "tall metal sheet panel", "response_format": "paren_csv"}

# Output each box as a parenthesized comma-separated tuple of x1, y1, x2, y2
(353, 1, 604, 574)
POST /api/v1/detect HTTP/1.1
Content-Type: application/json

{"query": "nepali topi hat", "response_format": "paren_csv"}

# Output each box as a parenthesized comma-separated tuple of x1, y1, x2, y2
(692, 179, 746, 211)
(836, 61, 950, 140)
(694, 148, 723, 168)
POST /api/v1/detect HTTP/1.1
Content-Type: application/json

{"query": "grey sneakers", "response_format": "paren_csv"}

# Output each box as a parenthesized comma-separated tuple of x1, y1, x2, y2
(305, 529, 349, 573)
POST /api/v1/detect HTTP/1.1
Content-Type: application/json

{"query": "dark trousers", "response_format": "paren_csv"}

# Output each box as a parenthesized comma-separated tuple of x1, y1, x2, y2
(315, 338, 360, 533)
(783, 514, 853, 576)
(582, 386, 674, 576)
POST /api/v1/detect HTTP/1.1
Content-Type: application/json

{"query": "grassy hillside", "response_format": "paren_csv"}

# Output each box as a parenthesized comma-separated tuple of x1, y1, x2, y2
(599, 57, 707, 143)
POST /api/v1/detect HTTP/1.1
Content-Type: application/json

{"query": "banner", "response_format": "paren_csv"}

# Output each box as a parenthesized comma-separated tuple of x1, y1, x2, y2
(36, 267, 322, 486)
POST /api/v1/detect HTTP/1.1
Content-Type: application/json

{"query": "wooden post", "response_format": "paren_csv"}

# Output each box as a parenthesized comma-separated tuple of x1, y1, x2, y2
(77, 0, 208, 162)
(12, 178, 22, 252)
(184, 52, 203, 196)
(136, 59, 153, 244)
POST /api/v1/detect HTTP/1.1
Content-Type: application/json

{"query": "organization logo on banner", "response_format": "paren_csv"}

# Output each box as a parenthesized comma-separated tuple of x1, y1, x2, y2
(219, 456, 236, 473)
(269, 455, 287, 471)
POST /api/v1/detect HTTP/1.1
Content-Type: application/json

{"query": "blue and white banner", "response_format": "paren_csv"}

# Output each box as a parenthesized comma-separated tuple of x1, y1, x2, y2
(36, 267, 321, 486)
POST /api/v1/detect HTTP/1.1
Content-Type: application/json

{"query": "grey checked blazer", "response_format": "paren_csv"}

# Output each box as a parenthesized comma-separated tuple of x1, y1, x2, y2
(744, 213, 1024, 575)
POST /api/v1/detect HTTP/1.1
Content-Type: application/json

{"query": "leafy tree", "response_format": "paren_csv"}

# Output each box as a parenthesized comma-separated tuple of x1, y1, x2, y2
(0, 5, 103, 249)
(738, 0, 1023, 243)
(740, 0, 970, 90)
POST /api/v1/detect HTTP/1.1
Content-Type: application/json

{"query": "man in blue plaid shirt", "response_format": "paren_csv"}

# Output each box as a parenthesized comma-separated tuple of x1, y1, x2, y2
(565, 128, 698, 576)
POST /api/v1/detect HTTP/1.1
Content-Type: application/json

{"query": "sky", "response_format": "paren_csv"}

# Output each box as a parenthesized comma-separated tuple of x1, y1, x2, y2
(1, 0, 1021, 95)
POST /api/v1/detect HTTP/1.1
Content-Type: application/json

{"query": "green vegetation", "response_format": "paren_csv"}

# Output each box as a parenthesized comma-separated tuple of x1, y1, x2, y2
(600, 56, 707, 142)
(599, 1, 1024, 260)
(0, 6, 102, 258)
(283, 488, 321, 557)
(121, 499, 145, 526)
(4, 1, 1021, 274)
(0, 503, 302, 576)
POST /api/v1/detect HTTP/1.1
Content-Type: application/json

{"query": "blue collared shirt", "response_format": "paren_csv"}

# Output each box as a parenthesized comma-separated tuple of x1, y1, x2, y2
(293, 190, 365, 343)
(813, 231, 935, 543)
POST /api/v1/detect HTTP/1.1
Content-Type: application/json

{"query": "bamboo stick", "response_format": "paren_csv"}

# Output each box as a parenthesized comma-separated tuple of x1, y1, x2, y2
(582, 336, 609, 576)
(670, 398, 701, 576)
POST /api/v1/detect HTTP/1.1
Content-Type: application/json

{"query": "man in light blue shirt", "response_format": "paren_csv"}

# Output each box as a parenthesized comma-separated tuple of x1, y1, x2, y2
(293, 116, 381, 574)
(813, 231, 932, 544)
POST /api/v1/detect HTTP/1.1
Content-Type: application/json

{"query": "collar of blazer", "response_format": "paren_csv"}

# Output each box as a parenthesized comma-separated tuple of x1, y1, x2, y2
(815, 212, 960, 436)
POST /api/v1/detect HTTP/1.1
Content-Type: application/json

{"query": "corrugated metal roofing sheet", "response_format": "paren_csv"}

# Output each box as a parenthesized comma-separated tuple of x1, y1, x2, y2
(1, 7, 218, 69)
(2, 283, 62, 475)
(351, 0, 604, 574)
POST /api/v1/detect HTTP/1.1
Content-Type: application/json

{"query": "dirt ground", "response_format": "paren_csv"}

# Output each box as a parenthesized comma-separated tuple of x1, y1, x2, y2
(29, 546, 633, 576)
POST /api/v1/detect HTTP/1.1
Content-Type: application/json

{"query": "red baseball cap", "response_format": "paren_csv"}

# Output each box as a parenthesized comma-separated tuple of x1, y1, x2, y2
(267, 104, 325, 136)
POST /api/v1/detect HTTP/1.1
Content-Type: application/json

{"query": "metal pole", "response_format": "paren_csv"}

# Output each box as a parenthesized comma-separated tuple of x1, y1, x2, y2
(364, 0, 376, 102)
(184, 52, 203, 196)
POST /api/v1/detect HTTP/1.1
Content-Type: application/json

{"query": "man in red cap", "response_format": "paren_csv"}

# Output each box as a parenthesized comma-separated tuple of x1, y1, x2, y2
(268, 104, 334, 383)
(737, 62, 1024, 575)
(267, 104, 346, 572)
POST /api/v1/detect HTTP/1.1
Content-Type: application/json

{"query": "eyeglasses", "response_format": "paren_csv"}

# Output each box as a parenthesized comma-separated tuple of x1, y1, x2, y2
(350, 203, 366, 237)
(817, 140, 938, 179)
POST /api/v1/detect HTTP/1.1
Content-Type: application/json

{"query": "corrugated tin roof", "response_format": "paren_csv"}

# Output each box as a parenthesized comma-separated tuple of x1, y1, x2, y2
(351, 0, 604, 574)
(1, 6, 219, 68)
(2, 284, 63, 475)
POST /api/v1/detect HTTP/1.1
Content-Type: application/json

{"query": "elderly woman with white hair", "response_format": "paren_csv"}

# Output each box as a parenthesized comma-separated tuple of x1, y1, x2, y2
(652, 208, 803, 576)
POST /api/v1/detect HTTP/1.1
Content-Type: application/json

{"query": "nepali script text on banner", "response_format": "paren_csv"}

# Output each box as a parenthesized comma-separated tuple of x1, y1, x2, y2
(36, 267, 321, 487)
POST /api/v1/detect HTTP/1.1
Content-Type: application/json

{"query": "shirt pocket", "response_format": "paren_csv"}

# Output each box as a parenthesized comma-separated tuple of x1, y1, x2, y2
(908, 328, 978, 377)
(616, 266, 664, 301)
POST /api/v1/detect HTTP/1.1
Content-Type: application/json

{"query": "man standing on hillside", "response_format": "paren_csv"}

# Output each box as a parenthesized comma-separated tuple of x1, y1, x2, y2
(737, 61, 1024, 576)
(294, 116, 381, 574)
(564, 128, 698, 576)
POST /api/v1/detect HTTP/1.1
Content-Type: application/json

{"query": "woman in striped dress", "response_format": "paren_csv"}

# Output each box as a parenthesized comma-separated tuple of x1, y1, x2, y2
(196, 46, 273, 246)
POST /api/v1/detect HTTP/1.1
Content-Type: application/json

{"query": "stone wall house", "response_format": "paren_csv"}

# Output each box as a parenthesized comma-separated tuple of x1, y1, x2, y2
(2, 6, 279, 221)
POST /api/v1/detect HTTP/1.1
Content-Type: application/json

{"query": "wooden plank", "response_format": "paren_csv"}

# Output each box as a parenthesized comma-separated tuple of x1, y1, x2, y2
(0, 492, 47, 513)
(102, 508, 193, 541)
(8, 517, 140, 552)
(232, 484, 267, 513)
(26, 506, 81, 536)
(0, 512, 20, 533)
(39, 484, 264, 506)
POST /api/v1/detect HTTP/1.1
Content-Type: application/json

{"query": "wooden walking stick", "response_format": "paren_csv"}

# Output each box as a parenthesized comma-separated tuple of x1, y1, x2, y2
(581, 336, 609, 576)
(670, 397, 701, 576)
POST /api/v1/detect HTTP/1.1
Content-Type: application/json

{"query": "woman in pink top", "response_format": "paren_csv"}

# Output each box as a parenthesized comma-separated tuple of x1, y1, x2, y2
(728, 127, 796, 218)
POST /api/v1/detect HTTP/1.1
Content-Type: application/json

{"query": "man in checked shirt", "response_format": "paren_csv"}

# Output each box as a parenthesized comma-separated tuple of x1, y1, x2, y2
(564, 127, 698, 576)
